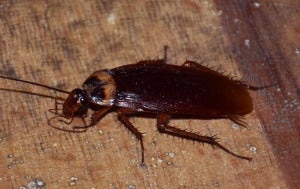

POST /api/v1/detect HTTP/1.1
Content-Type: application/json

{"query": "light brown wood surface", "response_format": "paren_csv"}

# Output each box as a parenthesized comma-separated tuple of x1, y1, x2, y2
(0, 1, 299, 188)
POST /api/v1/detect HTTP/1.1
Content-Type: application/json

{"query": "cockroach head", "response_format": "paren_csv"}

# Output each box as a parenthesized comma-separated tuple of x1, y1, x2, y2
(82, 70, 116, 106)
(63, 88, 89, 117)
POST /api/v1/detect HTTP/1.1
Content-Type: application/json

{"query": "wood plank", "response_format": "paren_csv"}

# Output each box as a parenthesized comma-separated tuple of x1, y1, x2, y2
(0, 1, 298, 188)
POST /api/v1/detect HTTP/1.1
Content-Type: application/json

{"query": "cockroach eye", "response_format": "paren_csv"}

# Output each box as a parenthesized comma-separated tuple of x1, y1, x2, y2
(72, 89, 88, 105)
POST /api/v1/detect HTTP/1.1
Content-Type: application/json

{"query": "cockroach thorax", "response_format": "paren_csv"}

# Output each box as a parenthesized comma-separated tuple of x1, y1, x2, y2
(82, 70, 116, 106)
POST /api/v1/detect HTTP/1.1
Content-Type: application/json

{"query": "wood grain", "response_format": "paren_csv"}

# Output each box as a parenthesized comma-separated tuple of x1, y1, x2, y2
(0, 1, 298, 188)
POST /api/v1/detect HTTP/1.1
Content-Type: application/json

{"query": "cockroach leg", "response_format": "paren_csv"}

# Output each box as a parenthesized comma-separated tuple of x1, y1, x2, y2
(156, 113, 252, 161)
(48, 115, 75, 132)
(229, 115, 249, 128)
(243, 83, 279, 91)
(47, 113, 87, 132)
(117, 108, 145, 165)
(90, 107, 111, 126)
(73, 107, 111, 130)
(76, 117, 88, 131)
(48, 99, 64, 115)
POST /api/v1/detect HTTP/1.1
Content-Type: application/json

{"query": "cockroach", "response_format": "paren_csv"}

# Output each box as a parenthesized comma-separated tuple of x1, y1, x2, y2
(0, 47, 270, 164)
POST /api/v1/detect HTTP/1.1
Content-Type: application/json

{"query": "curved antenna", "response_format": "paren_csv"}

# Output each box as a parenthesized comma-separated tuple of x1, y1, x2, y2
(0, 75, 70, 94)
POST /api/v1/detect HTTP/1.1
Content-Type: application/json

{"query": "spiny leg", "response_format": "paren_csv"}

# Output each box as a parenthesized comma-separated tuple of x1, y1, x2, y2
(229, 115, 249, 128)
(157, 113, 252, 161)
(117, 109, 145, 165)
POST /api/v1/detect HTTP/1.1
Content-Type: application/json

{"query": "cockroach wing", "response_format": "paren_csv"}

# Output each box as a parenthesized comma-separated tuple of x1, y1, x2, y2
(110, 61, 253, 118)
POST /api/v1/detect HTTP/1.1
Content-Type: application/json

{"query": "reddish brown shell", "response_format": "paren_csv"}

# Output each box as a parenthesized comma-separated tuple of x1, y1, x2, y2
(109, 60, 253, 118)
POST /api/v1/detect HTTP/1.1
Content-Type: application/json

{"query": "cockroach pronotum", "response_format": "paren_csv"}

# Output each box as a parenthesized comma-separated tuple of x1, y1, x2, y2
(0, 47, 272, 164)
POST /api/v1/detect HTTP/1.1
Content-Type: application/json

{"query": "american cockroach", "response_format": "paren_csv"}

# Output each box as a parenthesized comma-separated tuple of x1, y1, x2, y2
(0, 47, 271, 164)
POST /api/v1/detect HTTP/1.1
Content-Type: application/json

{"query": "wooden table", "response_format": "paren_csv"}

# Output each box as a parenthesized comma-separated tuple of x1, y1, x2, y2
(0, 1, 299, 188)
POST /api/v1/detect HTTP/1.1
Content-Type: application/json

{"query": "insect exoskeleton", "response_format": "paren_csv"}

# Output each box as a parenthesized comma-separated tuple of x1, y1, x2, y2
(1, 46, 275, 164)
(82, 70, 116, 106)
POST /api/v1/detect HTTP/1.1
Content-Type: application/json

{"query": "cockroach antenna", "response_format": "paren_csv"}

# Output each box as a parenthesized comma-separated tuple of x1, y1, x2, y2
(0, 75, 70, 94)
